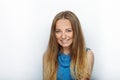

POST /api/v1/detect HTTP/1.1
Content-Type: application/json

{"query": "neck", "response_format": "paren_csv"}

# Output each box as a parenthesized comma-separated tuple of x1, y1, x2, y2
(61, 47, 70, 55)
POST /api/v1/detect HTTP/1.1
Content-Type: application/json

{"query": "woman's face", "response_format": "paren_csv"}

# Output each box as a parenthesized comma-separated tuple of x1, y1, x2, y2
(55, 19, 73, 49)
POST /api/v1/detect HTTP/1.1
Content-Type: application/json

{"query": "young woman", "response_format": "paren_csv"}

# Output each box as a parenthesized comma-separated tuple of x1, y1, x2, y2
(43, 11, 94, 80)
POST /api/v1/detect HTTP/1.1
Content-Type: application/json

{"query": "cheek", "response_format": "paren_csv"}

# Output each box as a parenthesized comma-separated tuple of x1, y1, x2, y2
(55, 34, 60, 40)
(70, 34, 74, 42)
(55, 33, 61, 39)
(69, 32, 73, 38)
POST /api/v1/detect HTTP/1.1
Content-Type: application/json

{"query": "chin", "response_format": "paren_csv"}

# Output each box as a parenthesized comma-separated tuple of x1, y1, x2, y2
(61, 44, 71, 48)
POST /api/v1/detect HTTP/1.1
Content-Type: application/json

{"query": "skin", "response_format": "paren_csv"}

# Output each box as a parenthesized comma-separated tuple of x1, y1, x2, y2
(87, 50, 94, 75)
(55, 19, 73, 54)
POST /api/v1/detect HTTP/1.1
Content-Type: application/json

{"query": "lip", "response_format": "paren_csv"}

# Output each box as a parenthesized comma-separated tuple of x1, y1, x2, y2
(60, 39, 70, 44)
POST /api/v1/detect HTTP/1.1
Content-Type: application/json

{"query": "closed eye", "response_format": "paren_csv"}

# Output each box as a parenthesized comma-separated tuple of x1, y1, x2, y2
(55, 30, 61, 33)
(66, 29, 72, 32)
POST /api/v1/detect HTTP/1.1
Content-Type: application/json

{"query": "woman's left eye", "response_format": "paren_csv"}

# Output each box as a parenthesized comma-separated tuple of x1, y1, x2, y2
(66, 29, 72, 32)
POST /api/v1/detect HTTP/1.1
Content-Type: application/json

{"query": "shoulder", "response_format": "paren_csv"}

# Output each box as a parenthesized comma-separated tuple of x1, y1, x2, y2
(43, 52, 48, 64)
(86, 49, 94, 74)
(86, 49, 94, 60)
(86, 48, 94, 61)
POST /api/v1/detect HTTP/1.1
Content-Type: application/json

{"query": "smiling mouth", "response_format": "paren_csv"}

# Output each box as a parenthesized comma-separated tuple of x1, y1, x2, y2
(61, 39, 70, 44)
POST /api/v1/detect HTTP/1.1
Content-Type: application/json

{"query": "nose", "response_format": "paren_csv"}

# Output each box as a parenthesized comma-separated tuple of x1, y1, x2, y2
(61, 32, 66, 39)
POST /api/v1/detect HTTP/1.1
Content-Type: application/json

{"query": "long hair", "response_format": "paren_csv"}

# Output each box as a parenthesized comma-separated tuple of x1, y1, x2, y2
(43, 11, 90, 80)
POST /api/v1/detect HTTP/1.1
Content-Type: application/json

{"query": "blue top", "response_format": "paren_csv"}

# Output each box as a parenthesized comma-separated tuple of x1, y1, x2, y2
(57, 48, 91, 80)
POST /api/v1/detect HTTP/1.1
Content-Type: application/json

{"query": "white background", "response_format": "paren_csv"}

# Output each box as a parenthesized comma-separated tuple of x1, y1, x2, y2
(0, 0, 120, 80)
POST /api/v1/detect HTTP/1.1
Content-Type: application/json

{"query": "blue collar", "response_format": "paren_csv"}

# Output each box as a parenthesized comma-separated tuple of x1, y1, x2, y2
(58, 51, 71, 67)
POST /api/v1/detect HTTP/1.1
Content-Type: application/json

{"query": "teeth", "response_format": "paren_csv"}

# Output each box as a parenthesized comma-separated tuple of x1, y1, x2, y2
(61, 40, 68, 43)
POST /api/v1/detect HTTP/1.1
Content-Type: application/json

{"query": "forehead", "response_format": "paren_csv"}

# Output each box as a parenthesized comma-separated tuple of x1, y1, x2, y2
(56, 19, 72, 29)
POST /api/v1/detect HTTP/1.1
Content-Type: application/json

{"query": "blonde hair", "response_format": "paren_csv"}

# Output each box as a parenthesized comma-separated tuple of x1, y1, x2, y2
(43, 11, 90, 80)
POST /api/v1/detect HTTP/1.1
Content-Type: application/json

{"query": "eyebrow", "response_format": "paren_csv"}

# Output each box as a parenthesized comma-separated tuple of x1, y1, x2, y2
(55, 28, 72, 30)
(66, 28, 72, 30)
(55, 29, 61, 30)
